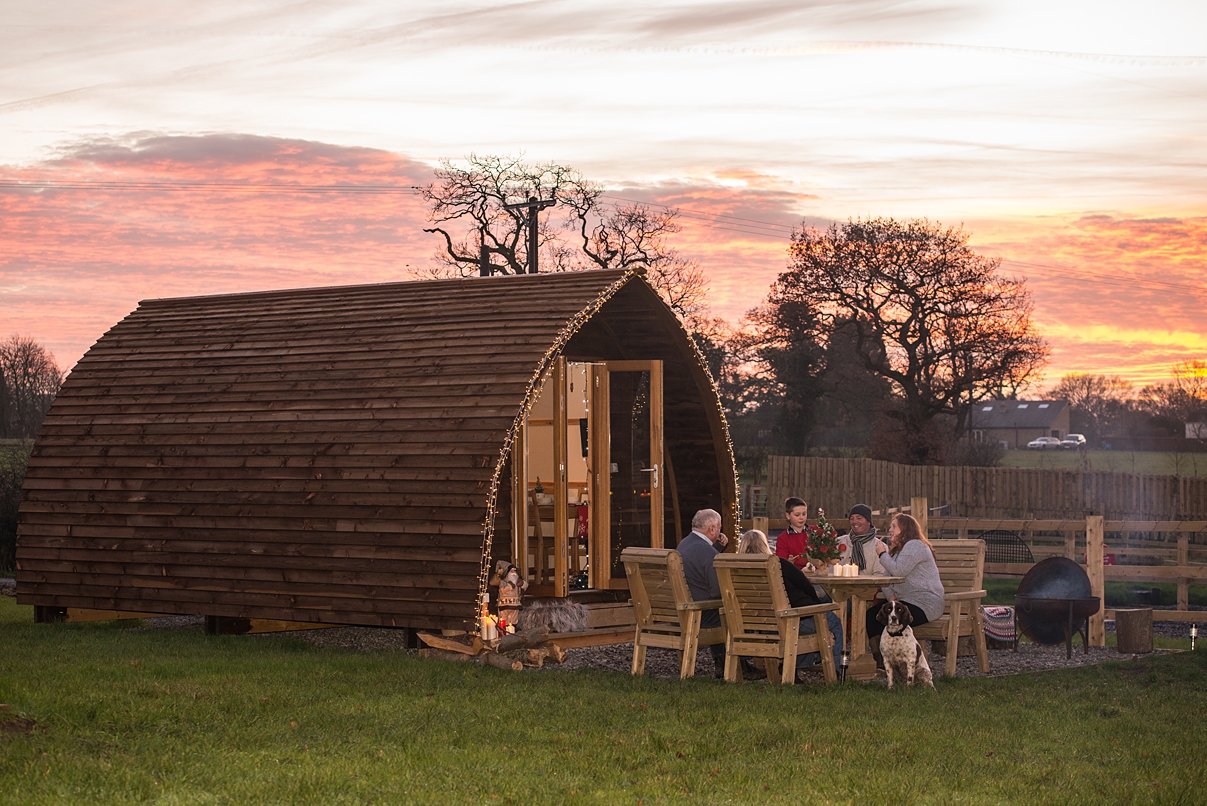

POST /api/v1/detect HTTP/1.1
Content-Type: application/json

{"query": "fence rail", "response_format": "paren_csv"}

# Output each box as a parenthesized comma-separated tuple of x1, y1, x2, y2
(767, 456, 1207, 521)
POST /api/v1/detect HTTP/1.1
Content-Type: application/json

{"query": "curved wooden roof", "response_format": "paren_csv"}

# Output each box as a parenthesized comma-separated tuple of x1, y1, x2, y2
(16, 269, 735, 629)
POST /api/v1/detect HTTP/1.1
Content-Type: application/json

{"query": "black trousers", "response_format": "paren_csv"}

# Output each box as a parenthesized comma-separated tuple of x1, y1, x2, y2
(701, 608, 726, 663)
(865, 599, 930, 639)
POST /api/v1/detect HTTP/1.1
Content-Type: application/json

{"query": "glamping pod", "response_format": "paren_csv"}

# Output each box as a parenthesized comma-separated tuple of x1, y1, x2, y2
(16, 269, 737, 633)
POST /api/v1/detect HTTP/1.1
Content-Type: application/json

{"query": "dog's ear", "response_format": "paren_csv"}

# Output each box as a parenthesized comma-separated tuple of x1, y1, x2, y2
(875, 602, 892, 625)
(897, 605, 912, 626)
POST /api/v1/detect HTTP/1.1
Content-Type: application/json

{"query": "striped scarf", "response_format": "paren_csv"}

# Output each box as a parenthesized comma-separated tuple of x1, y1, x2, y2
(849, 527, 878, 571)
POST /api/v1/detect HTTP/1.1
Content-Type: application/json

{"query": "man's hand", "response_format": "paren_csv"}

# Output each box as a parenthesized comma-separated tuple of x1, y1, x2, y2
(716, 533, 729, 548)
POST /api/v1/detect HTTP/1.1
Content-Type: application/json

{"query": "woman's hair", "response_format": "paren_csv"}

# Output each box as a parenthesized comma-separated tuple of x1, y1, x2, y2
(783, 496, 807, 514)
(889, 513, 934, 557)
(738, 529, 771, 555)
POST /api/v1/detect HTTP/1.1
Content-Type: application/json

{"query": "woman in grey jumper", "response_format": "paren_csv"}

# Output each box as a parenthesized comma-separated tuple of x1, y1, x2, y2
(864, 513, 946, 664)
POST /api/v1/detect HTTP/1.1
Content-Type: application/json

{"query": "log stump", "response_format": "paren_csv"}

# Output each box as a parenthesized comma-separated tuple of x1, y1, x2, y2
(1115, 608, 1153, 654)
(930, 636, 975, 657)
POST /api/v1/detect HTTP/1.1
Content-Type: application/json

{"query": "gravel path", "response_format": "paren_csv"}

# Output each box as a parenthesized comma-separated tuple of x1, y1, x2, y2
(1, 581, 1192, 683)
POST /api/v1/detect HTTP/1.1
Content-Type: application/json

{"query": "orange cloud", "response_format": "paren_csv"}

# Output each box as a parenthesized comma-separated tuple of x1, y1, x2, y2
(969, 213, 1207, 386)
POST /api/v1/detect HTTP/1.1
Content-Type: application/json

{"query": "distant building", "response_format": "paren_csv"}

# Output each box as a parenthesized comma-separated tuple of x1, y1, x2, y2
(1188, 422, 1207, 439)
(968, 400, 1071, 449)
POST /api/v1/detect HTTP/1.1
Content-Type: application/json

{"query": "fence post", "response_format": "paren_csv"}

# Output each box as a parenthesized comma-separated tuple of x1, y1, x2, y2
(1085, 515, 1105, 647)
(1064, 530, 1076, 560)
(912, 496, 928, 537)
(1178, 533, 1189, 611)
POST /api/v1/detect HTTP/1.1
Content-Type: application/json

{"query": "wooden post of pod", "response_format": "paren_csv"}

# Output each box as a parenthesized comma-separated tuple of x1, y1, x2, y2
(1085, 515, 1105, 647)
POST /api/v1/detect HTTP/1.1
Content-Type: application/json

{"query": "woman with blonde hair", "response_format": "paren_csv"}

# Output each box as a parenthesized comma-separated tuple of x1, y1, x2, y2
(739, 529, 844, 679)
(865, 513, 945, 666)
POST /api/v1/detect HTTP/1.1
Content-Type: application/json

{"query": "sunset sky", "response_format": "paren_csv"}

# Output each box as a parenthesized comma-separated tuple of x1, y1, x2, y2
(3, 1, 1205, 388)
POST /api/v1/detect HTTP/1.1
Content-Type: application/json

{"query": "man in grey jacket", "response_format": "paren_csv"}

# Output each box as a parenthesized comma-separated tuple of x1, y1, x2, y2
(676, 508, 729, 677)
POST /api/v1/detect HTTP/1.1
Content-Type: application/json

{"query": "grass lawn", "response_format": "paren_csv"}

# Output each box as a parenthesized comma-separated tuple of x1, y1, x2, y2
(1, 598, 1205, 805)
(1000, 449, 1207, 477)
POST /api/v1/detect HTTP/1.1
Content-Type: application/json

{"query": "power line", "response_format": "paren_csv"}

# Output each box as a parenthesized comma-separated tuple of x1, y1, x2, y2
(0, 179, 423, 194)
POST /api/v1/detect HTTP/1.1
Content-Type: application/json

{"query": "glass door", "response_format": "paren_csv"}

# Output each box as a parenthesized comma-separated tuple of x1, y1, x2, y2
(588, 360, 664, 590)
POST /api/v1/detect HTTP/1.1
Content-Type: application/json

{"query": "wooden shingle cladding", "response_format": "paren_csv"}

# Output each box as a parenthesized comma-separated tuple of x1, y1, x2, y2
(16, 269, 737, 630)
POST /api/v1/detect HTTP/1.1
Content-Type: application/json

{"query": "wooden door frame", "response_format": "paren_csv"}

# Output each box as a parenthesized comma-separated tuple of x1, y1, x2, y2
(512, 358, 571, 598)
(589, 359, 664, 591)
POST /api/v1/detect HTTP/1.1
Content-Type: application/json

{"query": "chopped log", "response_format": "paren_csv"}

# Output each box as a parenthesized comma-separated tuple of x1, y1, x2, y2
(495, 627, 550, 653)
(1115, 608, 1153, 654)
(417, 632, 483, 655)
(420, 648, 472, 663)
(478, 651, 523, 672)
(544, 643, 567, 664)
(504, 648, 547, 668)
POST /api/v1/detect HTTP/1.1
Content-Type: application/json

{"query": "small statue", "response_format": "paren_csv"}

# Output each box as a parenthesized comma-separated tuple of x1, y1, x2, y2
(490, 560, 528, 627)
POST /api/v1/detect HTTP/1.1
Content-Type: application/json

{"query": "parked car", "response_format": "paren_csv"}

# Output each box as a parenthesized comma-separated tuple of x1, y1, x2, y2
(1026, 436, 1062, 450)
(1060, 433, 1087, 449)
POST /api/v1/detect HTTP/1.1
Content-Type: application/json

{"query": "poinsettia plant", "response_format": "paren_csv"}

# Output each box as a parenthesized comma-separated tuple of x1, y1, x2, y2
(806, 508, 844, 564)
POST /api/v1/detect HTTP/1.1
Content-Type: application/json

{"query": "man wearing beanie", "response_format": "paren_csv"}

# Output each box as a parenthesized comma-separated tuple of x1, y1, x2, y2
(841, 503, 885, 574)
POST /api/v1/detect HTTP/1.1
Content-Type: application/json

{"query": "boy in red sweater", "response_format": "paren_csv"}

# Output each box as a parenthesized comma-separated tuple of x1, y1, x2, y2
(775, 496, 813, 570)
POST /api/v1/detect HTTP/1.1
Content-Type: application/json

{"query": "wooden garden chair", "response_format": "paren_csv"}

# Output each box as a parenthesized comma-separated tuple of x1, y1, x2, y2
(912, 539, 991, 677)
(712, 554, 841, 685)
(621, 547, 726, 679)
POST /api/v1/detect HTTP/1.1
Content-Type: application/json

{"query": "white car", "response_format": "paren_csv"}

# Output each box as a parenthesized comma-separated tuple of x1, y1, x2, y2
(1060, 434, 1087, 449)
(1026, 437, 1062, 450)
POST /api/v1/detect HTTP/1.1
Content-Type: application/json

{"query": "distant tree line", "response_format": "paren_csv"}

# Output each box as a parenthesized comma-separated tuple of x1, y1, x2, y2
(0, 335, 63, 441)
(0, 335, 62, 572)
(1049, 361, 1207, 448)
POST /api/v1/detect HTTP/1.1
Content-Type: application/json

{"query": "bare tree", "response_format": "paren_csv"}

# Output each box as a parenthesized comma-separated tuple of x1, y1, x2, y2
(774, 218, 1049, 464)
(0, 335, 64, 440)
(1048, 373, 1133, 445)
(1138, 360, 1207, 429)
(417, 154, 710, 327)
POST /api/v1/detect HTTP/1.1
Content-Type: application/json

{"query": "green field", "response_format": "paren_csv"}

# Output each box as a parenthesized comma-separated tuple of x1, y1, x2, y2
(0, 597, 1204, 805)
(1000, 449, 1207, 477)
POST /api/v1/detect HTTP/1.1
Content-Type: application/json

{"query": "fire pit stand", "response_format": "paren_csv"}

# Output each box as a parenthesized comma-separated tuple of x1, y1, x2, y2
(1013, 556, 1102, 660)
(1014, 595, 1101, 659)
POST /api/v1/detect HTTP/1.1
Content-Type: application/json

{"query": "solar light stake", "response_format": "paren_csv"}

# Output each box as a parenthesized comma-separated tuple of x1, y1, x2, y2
(839, 648, 849, 682)
(1192, 624, 1197, 651)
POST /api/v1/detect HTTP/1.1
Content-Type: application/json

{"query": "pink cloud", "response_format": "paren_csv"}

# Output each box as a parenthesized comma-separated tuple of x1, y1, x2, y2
(2, 135, 1202, 388)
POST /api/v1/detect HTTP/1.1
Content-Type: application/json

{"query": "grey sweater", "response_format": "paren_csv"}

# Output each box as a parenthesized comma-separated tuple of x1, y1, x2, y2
(879, 539, 946, 621)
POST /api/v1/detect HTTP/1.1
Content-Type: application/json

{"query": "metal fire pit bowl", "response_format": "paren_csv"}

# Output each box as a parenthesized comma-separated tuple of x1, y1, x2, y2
(1014, 557, 1101, 659)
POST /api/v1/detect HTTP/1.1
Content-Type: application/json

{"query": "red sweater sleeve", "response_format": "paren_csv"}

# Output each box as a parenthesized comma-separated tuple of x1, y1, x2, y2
(775, 531, 810, 569)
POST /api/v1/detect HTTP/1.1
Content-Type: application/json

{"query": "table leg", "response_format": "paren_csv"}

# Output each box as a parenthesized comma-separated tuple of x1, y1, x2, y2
(850, 594, 869, 660)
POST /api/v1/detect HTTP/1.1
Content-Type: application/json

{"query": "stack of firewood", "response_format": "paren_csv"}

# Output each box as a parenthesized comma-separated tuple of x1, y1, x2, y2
(416, 628, 567, 671)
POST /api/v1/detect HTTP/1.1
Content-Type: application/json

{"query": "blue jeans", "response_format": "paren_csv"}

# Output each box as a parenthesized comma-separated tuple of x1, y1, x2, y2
(796, 610, 844, 671)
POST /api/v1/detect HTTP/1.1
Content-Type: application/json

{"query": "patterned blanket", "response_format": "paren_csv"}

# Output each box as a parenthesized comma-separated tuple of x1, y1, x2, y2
(981, 606, 1017, 642)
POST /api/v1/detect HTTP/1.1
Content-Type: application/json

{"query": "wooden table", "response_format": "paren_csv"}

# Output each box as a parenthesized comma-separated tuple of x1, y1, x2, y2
(805, 573, 904, 681)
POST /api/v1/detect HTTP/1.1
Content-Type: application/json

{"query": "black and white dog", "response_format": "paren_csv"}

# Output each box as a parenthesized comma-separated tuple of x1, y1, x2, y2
(876, 600, 934, 689)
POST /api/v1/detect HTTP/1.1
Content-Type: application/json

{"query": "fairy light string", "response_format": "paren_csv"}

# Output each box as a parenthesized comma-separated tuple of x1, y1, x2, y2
(472, 269, 741, 621)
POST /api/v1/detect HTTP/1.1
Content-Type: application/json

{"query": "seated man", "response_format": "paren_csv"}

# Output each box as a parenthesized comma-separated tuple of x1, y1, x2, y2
(840, 503, 886, 575)
(675, 508, 729, 678)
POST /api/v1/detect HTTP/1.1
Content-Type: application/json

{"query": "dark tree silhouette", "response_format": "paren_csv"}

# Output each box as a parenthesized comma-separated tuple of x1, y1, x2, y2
(773, 217, 1048, 464)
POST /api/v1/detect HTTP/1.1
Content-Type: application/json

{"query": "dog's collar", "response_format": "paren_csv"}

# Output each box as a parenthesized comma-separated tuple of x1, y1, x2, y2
(885, 625, 907, 636)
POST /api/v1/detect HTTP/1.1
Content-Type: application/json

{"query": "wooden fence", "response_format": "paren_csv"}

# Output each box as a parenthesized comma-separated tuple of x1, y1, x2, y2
(767, 456, 1207, 521)
(743, 496, 1207, 643)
